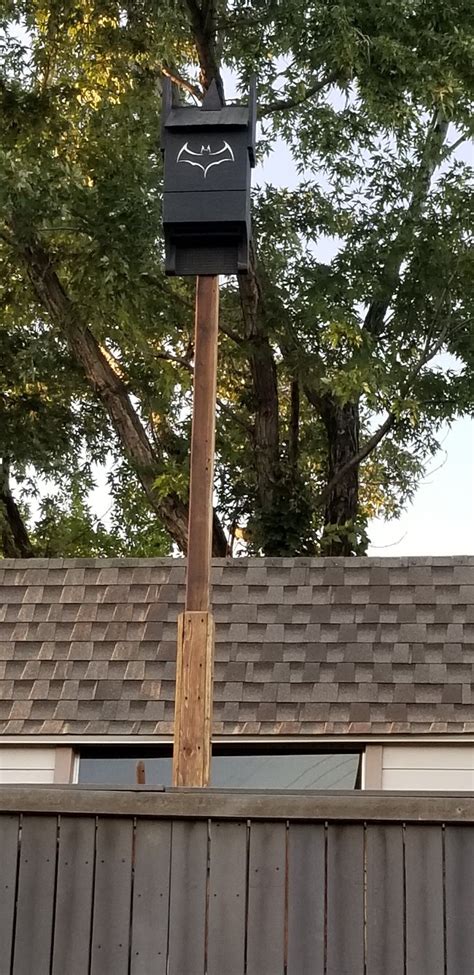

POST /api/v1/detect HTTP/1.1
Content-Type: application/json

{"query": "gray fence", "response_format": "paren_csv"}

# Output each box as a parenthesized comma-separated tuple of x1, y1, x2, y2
(1, 787, 474, 975)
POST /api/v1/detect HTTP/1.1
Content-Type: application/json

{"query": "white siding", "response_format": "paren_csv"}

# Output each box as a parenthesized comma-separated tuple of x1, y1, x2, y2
(382, 745, 474, 790)
(0, 747, 55, 784)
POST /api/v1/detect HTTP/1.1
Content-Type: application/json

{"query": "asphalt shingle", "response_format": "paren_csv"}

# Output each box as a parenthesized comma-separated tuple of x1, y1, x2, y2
(0, 556, 473, 736)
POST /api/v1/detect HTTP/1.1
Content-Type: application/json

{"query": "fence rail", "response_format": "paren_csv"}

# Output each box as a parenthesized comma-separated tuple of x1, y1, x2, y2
(1, 787, 474, 975)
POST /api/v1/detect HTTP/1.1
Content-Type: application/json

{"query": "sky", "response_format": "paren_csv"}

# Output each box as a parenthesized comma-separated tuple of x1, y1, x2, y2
(367, 417, 474, 555)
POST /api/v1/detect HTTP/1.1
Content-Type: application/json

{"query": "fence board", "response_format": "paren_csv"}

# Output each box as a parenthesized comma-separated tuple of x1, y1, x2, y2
(168, 820, 208, 975)
(287, 823, 325, 975)
(130, 819, 172, 975)
(0, 815, 20, 973)
(207, 820, 247, 975)
(405, 825, 444, 975)
(3, 786, 474, 821)
(366, 825, 404, 975)
(90, 817, 133, 975)
(327, 824, 364, 975)
(12, 814, 58, 975)
(445, 826, 474, 974)
(246, 821, 286, 975)
(51, 816, 95, 975)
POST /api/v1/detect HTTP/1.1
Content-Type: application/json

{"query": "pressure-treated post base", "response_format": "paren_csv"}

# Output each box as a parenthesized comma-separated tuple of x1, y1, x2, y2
(172, 611, 215, 787)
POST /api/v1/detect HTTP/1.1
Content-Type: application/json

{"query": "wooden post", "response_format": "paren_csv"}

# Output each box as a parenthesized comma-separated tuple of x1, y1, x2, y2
(173, 276, 219, 788)
(184, 275, 219, 615)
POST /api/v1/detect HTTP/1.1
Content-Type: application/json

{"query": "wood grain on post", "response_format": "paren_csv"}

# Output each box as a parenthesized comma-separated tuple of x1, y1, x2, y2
(185, 275, 219, 613)
(173, 611, 215, 787)
(173, 275, 219, 787)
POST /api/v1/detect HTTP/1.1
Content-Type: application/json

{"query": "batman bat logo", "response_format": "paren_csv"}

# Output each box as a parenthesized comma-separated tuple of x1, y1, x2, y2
(177, 141, 235, 178)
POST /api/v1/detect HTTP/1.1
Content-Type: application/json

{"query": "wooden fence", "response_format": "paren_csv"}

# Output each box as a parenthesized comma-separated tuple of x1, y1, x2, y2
(1, 787, 474, 975)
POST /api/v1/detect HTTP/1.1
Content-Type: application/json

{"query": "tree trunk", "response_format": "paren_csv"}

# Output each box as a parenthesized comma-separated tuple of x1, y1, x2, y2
(320, 397, 360, 556)
(18, 237, 228, 556)
(239, 244, 281, 549)
(0, 460, 34, 558)
(183, 0, 225, 102)
(248, 334, 280, 510)
(288, 379, 299, 474)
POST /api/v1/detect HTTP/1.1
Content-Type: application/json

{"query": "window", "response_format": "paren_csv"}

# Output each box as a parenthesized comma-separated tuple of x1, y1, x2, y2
(78, 745, 362, 789)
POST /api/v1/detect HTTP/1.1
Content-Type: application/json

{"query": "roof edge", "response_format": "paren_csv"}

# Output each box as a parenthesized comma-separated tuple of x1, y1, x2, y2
(1, 555, 474, 569)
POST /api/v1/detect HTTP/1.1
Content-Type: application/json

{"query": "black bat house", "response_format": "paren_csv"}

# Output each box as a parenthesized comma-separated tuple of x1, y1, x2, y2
(161, 78, 256, 276)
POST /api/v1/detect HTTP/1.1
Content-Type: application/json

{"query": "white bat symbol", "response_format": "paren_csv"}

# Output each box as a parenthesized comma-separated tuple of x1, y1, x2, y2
(177, 141, 235, 178)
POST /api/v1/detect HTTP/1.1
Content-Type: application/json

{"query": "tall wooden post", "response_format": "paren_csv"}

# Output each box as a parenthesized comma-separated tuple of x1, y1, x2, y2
(172, 276, 219, 787)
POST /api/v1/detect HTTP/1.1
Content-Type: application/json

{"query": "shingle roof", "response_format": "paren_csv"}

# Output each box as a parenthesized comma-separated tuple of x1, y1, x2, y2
(0, 556, 474, 737)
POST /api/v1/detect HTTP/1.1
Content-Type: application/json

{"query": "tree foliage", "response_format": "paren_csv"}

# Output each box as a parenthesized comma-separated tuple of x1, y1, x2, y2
(0, 0, 473, 557)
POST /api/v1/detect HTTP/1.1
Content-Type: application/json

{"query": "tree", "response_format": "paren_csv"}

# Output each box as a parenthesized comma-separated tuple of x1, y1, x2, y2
(0, 0, 473, 557)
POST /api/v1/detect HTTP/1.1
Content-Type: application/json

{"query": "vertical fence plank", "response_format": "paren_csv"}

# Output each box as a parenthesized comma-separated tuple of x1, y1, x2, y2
(51, 816, 96, 975)
(90, 817, 133, 975)
(168, 820, 208, 975)
(207, 820, 247, 975)
(445, 826, 474, 974)
(327, 824, 364, 975)
(287, 823, 325, 975)
(246, 821, 286, 975)
(12, 815, 58, 975)
(366, 824, 404, 975)
(0, 815, 20, 972)
(130, 819, 172, 975)
(405, 825, 444, 975)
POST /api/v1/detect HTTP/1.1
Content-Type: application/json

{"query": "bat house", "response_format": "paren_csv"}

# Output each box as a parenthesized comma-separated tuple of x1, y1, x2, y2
(161, 78, 256, 276)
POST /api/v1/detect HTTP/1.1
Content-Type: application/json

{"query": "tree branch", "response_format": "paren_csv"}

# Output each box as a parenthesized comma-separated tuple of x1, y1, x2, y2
(182, 0, 225, 101)
(0, 459, 34, 558)
(314, 289, 454, 510)
(0, 224, 14, 246)
(260, 71, 339, 116)
(315, 413, 395, 511)
(14, 232, 228, 555)
(288, 379, 300, 472)
(154, 350, 253, 434)
(238, 243, 281, 510)
(219, 322, 246, 346)
(161, 65, 202, 101)
(364, 107, 450, 338)
(216, 399, 253, 434)
(440, 126, 473, 162)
